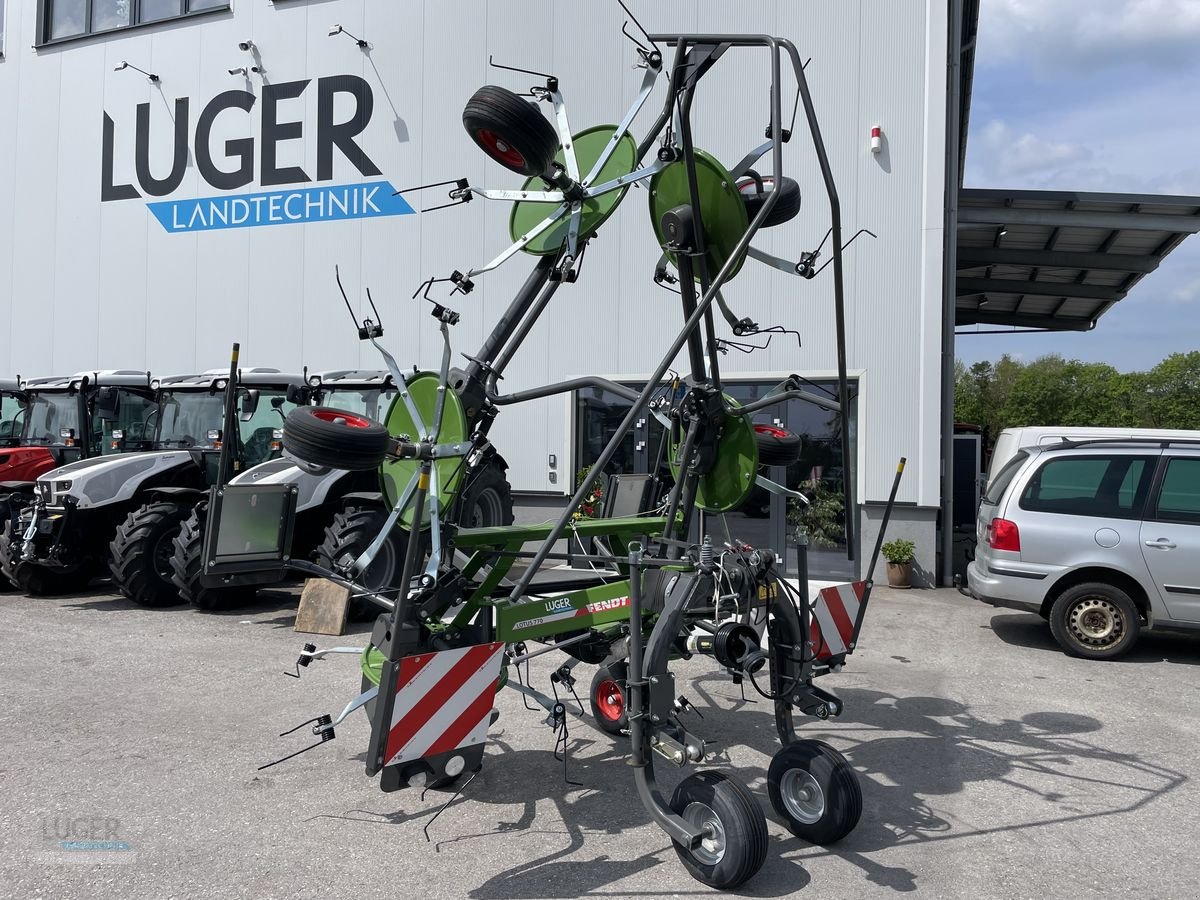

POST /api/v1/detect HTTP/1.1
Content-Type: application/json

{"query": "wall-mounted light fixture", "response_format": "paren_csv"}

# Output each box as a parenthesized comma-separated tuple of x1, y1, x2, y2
(329, 24, 369, 49)
(238, 39, 255, 52)
(228, 66, 260, 76)
(114, 61, 159, 83)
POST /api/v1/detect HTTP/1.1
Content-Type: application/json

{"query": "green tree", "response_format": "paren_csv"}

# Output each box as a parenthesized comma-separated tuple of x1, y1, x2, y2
(1145, 352, 1200, 429)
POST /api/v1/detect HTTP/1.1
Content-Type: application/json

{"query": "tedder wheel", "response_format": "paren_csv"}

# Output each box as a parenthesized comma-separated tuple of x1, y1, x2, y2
(0, 520, 92, 594)
(737, 172, 802, 227)
(282, 406, 391, 472)
(462, 85, 560, 177)
(317, 505, 406, 621)
(1048, 583, 1141, 660)
(171, 506, 260, 612)
(754, 424, 803, 466)
(669, 771, 768, 890)
(588, 662, 628, 736)
(109, 501, 191, 607)
(768, 740, 862, 845)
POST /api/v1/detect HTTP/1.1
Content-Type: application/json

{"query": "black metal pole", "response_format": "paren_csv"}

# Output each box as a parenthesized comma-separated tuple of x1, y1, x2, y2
(217, 343, 240, 485)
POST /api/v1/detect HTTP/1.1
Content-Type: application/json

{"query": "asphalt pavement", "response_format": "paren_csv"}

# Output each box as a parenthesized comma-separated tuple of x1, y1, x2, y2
(2, 583, 1199, 899)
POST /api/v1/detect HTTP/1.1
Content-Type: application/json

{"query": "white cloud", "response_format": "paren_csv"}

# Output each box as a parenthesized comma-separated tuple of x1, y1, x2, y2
(1168, 276, 1200, 305)
(983, 0, 1200, 71)
(970, 119, 1093, 183)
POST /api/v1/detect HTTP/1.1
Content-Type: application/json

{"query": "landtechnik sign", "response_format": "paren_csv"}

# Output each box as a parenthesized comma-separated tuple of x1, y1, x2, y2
(101, 75, 413, 233)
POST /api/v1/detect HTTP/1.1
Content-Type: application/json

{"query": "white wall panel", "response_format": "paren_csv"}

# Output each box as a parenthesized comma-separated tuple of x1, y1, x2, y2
(0, 0, 946, 509)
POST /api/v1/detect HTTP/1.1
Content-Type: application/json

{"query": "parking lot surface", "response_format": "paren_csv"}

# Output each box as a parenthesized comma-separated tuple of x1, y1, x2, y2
(2, 584, 1199, 899)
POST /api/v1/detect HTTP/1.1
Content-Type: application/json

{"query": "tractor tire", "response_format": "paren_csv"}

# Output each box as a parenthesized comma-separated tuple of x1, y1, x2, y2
(754, 424, 802, 466)
(462, 85, 560, 177)
(669, 771, 769, 889)
(457, 462, 515, 529)
(283, 406, 391, 472)
(171, 506, 260, 612)
(109, 501, 191, 607)
(737, 173, 802, 227)
(0, 520, 92, 595)
(317, 505, 407, 621)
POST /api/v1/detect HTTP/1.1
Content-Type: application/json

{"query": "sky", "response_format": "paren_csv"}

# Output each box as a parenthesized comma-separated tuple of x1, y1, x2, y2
(958, 0, 1200, 372)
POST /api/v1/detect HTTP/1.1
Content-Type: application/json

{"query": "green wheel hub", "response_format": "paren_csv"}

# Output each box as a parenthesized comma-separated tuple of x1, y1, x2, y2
(380, 372, 469, 528)
(649, 148, 749, 282)
(509, 125, 638, 255)
(668, 394, 759, 513)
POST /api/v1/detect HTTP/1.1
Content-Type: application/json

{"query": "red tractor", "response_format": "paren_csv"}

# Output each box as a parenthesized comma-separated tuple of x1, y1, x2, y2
(0, 378, 59, 487)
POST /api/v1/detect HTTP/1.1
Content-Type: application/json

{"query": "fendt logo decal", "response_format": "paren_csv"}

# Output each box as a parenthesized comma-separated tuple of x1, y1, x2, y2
(101, 75, 413, 233)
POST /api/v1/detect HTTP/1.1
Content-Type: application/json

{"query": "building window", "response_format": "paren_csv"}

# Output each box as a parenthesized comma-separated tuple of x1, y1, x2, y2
(39, 0, 228, 44)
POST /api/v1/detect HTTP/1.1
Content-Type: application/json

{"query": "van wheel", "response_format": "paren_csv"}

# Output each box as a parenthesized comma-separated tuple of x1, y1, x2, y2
(1048, 583, 1140, 660)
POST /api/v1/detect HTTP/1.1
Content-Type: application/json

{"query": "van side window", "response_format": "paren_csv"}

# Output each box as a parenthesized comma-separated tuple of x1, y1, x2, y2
(983, 450, 1028, 505)
(1019, 456, 1154, 519)
(1152, 458, 1200, 525)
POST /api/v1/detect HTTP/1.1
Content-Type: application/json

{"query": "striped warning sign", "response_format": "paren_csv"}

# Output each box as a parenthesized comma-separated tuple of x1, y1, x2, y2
(810, 582, 866, 659)
(384, 642, 505, 768)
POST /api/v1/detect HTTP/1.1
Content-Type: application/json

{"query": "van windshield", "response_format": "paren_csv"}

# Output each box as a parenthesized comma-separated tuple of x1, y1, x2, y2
(983, 450, 1028, 506)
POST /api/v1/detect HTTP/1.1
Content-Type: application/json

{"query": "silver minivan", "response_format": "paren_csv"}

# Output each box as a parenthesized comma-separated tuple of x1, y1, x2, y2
(967, 439, 1200, 659)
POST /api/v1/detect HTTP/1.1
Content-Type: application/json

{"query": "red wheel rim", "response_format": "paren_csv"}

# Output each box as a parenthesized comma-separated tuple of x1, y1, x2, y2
(595, 679, 625, 722)
(754, 424, 790, 440)
(312, 408, 373, 429)
(736, 175, 776, 196)
(476, 128, 526, 169)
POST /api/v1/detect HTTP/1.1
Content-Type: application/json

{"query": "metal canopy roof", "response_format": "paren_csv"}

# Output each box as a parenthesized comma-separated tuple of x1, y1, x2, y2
(956, 188, 1200, 331)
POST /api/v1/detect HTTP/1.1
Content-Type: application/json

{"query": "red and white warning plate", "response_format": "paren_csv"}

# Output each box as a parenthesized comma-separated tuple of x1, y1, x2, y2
(810, 582, 866, 659)
(384, 642, 505, 768)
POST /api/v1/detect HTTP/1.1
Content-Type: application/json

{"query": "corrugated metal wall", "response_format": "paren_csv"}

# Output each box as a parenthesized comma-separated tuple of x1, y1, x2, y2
(0, 0, 946, 512)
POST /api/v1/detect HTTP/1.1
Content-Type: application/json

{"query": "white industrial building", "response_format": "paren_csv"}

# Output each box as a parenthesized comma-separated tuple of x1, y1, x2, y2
(2, 1, 1198, 584)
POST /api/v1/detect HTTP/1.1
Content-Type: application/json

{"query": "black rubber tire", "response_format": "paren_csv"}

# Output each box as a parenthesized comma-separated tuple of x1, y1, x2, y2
(0, 520, 93, 594)
(589, 662, 629, 736)
(755, 424, 803, 466)
(768, 739, 863, 845)
(317, 505, 406, 621)
(283, 406, 391, 472)
(1048, 582, 1141, 660)
(669, 771, 768, 889)
(737, 173, 802, 227)
(109, 501, 191, 607)
(171, 506, 260, 612)
(462, 85, 560, 177)
(457, 463, 515, 529)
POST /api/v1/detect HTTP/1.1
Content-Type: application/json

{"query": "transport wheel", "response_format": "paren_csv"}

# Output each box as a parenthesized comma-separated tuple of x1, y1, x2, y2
(0, 521, 93, 594)
(457, 463, 515, 529)
(462, 85, 560, 177)
(1048, 583, 1140, 660)
(669, 771, 768, 889)
(171, 506, 260, 612)
(317, 505, 406, 620)
(754, 424, 802, 466)
(736, 172, 802, 227)
(109, 501, 191, 607)
(589, 662, 628, 736)
(283, 406, 391, 472)
(768, 739, 862, 845)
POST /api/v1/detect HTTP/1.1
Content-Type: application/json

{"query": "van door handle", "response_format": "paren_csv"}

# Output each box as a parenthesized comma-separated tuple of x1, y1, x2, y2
(1145, 539, 1177, 549)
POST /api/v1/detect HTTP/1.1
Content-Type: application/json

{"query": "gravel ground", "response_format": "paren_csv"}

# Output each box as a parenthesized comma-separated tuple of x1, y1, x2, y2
(2, 583, 1199, 899)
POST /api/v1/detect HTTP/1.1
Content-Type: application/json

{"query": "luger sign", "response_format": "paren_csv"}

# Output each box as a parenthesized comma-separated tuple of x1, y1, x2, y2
(101, 74, 413, 233)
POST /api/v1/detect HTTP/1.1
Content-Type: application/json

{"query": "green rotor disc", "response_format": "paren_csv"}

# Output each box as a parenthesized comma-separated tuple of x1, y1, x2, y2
(667, 394, 759, 514)
(380, 372, 468, 528)
(649, 148, 749, 282)
(509, 125, 638, 255)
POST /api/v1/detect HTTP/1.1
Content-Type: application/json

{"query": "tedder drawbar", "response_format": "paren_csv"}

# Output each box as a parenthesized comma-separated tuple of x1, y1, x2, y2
(204, 21, 902, 889)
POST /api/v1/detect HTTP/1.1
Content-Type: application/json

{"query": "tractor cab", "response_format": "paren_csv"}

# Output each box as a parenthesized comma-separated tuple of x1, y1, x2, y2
(308, 370, 396, 419)
(0, 378, 27, 446)
(153, 368, 310, 478)
(18, 370, 155, 463)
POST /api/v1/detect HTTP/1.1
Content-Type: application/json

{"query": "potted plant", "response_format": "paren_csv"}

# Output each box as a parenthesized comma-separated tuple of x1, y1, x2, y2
(880, 538, 915, 589)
